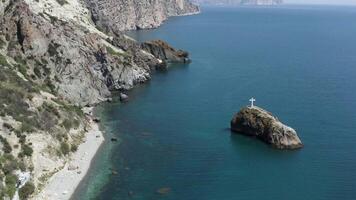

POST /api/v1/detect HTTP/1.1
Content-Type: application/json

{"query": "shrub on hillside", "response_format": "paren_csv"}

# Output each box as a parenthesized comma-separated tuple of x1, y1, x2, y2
(0, 136, 12, 154)
(22, 144, 33, 157)
(19, 182, 35, 199)
(60, 142, 70, 155)
(56, 0, 68, 6)
(0, 54, 9, 66)
(4, 174, 17, 199)
(71, 144, 78, 152)
(2, 160, 19, 175)
(0, 37, 5, 49)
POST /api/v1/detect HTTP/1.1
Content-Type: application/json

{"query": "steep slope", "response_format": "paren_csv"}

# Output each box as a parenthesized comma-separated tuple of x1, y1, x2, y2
(192, 0, 283, 5)
(86, 0, 200, 32)
(0, 0, 195, 199)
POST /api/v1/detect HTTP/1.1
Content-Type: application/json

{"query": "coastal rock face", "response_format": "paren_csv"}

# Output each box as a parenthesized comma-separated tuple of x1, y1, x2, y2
(231, 106, 302, 149)
(192, 0, 282, 5)
(141, 40, 191, 66)
(241, 0, 283, 5)
(0, 0, 195, 198)
(85, 0, 200, 33)
(1, 0, 192, 106)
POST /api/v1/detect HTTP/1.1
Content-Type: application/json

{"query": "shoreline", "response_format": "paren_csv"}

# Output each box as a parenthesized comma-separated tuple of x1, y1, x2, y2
(33, 116, 105, 200)
(175, 10, 201, 16)
(31, 9, 200, 199)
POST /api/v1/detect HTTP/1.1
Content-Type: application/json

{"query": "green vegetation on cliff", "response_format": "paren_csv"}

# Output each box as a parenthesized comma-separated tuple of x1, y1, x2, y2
(0, 52, 87, 198)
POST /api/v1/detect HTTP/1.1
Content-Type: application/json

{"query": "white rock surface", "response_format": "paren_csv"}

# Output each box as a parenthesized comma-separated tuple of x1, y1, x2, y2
(33, 121, 104, 200)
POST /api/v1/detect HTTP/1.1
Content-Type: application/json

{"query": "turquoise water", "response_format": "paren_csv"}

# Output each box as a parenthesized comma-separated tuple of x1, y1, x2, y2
(74, 5, 356, 200)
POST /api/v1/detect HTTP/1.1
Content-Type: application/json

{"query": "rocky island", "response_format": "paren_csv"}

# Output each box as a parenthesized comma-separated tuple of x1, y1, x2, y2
(231, 106, 303, 149)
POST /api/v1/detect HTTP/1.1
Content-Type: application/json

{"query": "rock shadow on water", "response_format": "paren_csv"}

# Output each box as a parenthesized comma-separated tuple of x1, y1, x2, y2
(155, 62, 191, 74)
(229, 133, 303, 160)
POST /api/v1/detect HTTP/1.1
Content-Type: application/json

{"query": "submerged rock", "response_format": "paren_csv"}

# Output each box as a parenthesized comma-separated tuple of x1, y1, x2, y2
(119, 93, 129, 102)
(156, 187, 171, 195)
(230, 106, 303, 149)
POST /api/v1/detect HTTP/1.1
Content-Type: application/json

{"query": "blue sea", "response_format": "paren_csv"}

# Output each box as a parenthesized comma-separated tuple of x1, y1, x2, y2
(73, 5, 356, 200)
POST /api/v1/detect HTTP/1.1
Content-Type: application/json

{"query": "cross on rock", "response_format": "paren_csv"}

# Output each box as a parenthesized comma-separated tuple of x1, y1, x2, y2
(249, 98, 256, 108)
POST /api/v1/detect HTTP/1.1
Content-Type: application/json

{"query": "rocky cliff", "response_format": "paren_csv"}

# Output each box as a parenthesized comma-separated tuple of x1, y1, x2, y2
(0, 0, 195, 198)
(241, 0, 283, 5)
(86, 0, 200, 33)
(231, 106, 302, 149)
(192, 0, 282, 5)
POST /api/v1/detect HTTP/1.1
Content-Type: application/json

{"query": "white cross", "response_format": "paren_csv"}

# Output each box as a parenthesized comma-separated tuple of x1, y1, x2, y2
(249, 98, 256, 108)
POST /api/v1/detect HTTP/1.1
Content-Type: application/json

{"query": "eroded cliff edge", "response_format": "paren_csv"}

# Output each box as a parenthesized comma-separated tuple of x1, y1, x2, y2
(0, 0, 197, 198)
(86, 0, 200, 33)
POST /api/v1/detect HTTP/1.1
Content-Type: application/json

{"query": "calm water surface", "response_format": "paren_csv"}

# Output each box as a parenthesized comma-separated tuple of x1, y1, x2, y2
(74, 5, 356, 200)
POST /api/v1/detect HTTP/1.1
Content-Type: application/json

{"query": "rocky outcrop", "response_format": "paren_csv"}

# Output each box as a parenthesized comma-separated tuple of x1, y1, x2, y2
(231, 106, 302, 149)
(85, 0, 200, 33)
(141, 40, 190, 67)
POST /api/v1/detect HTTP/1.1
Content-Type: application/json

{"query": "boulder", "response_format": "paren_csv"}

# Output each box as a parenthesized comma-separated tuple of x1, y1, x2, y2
(231, 106, 303, 149)
(93, 117, 101, 123)
(67, 165, 78, 171)
(119, 93, 129, 102)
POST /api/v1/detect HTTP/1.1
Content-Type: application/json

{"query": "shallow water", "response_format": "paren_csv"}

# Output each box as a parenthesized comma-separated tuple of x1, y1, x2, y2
(74, 5, 356, 200)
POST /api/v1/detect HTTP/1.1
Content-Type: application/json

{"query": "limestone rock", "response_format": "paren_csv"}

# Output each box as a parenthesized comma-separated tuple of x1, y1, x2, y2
(141, 40, 191, 66)
(85, 0, 200, 33)
(231, 106, 303, 149)
(1, 1, 192, 106)
(192, 0, 282, 5)
(0, 0, 198, 197)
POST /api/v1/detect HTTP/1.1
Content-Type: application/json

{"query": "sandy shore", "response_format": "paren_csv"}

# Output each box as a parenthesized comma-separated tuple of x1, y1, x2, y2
(34, 120, 104, 200)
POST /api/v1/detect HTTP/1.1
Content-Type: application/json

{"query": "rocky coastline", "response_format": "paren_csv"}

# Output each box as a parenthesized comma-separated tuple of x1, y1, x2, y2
(0, 0, 198, 199)
(192, 0, 283, 6)
(86, 0, 200, 33)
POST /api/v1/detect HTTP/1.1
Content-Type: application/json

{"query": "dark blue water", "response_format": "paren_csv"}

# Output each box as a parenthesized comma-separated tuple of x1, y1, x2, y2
(75, 5, 356, 200)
